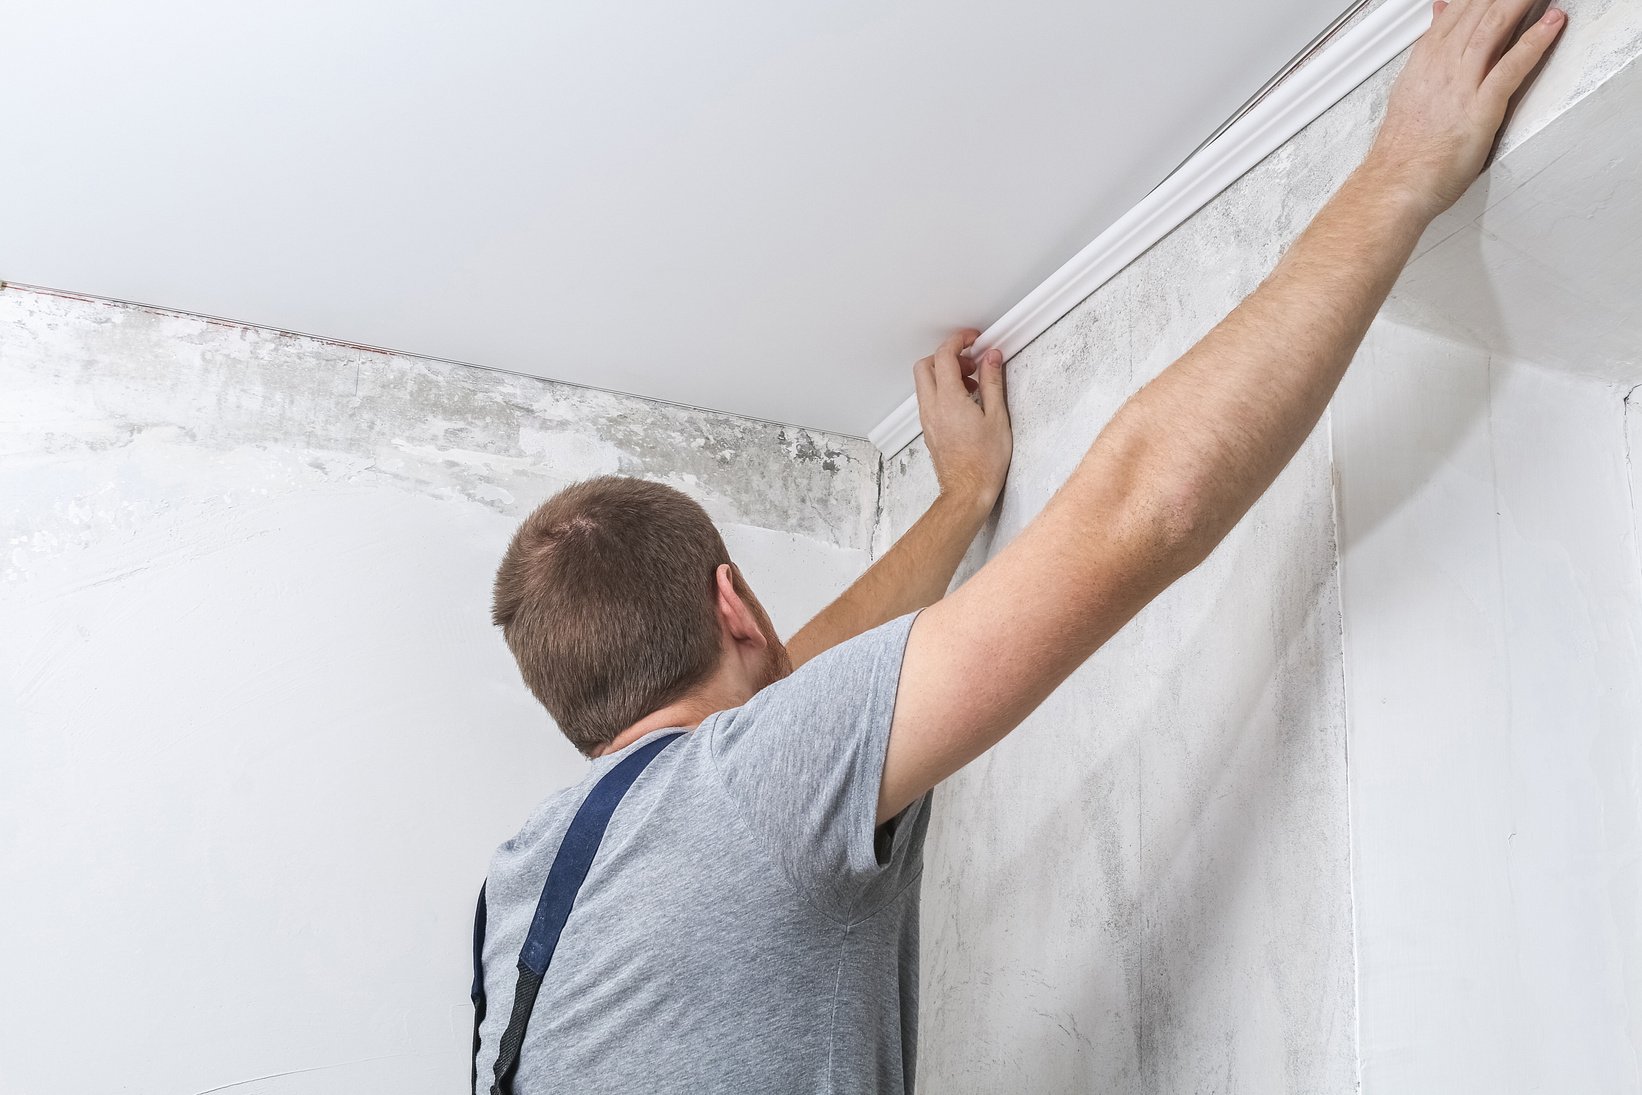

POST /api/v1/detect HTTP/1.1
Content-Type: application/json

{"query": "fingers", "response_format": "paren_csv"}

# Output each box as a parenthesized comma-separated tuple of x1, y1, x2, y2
(1447, 0, 1498, 48)
(932, 328, 980, 391)
(1481, 6, 1564, 103)
(1428, 0, 1456, 37)
(912, 354, 936, 410)
(977, 352, 1008, 419)
(1465, 0, 1541, 70)
(917, 328, 1007, 411)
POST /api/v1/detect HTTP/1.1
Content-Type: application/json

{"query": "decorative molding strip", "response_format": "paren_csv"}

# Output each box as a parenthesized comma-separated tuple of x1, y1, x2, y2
(868, 0, 1429, 457)
(868, 389, 923, 457)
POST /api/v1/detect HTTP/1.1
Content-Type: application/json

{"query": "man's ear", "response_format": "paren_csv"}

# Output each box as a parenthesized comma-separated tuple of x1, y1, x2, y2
(714, 563, 769, 650)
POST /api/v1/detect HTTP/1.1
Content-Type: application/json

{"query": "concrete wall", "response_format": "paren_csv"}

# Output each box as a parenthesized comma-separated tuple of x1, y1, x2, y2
(0, 285, 876, 1095)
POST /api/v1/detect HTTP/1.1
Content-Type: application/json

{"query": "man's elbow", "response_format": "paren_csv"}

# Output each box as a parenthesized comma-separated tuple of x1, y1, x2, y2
(1121, 480, 1220, 578)
(1083, 427, 1217, 565)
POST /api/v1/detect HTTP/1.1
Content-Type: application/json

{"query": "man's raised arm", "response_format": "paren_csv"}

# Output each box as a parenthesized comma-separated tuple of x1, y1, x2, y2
(877, 0, 1566, 822)
(784, 329, 1013, 668)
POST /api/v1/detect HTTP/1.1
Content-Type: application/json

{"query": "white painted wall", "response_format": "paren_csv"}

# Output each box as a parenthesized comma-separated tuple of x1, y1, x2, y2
(1331, 46, 1642, 1093)
(1334, 321, 1642, 1093)
(0, 286, 876, 1094)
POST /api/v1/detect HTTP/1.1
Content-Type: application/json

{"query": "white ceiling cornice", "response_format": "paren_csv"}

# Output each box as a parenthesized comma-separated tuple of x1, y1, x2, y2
(869, 0, 1429, 456)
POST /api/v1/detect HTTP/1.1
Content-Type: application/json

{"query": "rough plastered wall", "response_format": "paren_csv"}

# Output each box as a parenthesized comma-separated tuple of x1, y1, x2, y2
(879, 6, 1642, 1092)
(0, 284, 876, 1095)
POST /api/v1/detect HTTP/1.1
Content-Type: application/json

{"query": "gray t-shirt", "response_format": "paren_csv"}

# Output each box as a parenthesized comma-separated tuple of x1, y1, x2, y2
(474, 611, 930, 1094)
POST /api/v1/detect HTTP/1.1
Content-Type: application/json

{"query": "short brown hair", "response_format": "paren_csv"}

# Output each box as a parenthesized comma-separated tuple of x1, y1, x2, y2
(492, 476, 730, 755)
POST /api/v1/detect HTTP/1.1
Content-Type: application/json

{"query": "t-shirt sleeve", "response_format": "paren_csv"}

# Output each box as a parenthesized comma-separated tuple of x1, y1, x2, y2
(703, 609, 931, 923)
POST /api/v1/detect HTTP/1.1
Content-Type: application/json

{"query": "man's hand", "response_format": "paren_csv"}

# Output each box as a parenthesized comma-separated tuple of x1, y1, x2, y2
(782, 330, 1014, 670)
(1367, 0, 1565, 216)
(915, 329, 1012, 514)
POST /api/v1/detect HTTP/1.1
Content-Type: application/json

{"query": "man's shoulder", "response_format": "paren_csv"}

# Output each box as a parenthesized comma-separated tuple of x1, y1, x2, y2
(497, 730, 718, 855)
(731, 612, 922, 722)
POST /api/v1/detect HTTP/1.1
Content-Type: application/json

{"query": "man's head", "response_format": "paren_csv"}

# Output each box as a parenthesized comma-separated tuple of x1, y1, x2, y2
(492, 476, 791, 756)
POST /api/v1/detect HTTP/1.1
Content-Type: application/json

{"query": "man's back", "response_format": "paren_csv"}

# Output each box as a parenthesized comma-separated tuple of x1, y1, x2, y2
(474, 614, 929, 1094)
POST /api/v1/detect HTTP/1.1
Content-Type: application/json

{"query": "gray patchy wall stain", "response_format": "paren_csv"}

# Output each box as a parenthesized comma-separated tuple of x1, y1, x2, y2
(1, 286, 877, 552)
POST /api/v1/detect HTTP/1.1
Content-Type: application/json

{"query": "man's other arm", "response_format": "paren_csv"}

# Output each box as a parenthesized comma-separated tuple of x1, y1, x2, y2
(785, 329, 1013, 668)
(877, 0, 1567, 822)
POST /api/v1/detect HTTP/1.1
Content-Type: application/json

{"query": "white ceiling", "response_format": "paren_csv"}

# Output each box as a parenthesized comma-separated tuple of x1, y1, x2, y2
(4, 0, 1343, 438)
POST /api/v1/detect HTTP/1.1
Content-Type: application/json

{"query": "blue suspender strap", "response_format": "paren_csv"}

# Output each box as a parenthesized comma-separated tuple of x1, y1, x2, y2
(470, 882, 488, 1095)
(486, 730, 685, 1095)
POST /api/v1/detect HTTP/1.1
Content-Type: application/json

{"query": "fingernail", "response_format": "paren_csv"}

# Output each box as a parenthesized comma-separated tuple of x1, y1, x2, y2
(1543, 7, 1563, 22)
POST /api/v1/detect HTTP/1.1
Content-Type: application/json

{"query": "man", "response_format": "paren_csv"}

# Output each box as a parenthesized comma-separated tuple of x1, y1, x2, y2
(473, 2, 1564, 1090)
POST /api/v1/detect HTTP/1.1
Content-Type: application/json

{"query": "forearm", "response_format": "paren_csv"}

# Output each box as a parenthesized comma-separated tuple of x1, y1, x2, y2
(1080, 154, 1432, 558)
(786, 490, 990, 667)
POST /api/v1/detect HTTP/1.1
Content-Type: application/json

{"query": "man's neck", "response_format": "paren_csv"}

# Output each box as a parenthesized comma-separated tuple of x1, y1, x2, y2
(591, 687, 740, 758)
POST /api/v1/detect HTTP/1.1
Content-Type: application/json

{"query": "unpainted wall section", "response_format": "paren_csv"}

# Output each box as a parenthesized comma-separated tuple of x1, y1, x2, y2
(0, 286, 877, 1094)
